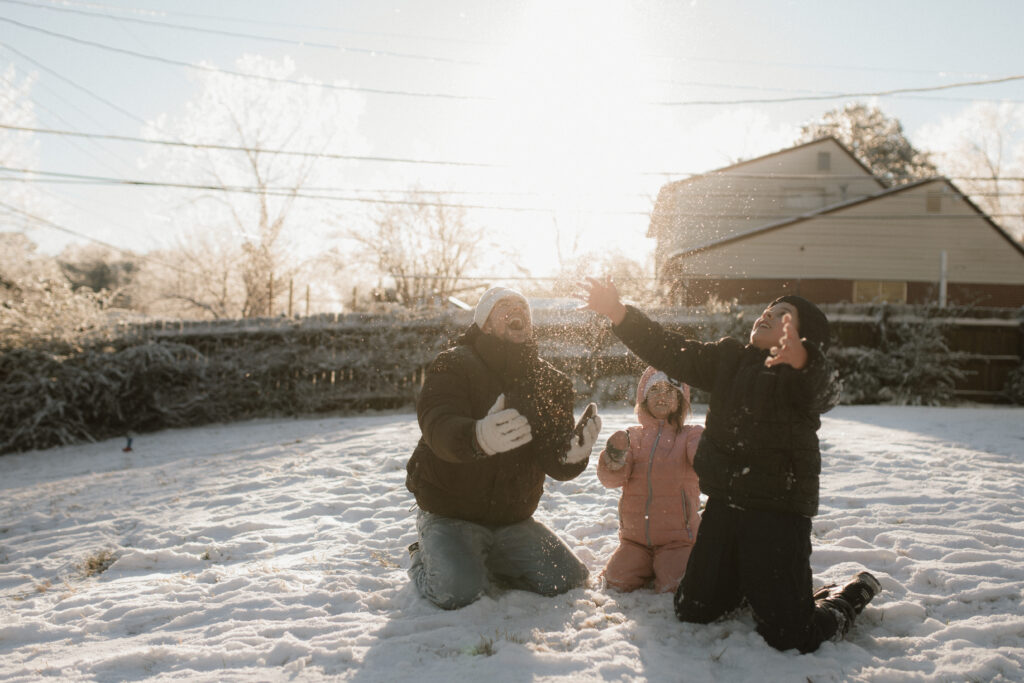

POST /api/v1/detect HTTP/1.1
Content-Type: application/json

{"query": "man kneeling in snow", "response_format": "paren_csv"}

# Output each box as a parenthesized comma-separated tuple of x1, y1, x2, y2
(405, 287, 601, 609)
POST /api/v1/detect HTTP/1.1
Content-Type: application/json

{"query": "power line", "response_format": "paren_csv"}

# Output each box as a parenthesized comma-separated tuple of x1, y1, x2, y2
(6, 124, 1024, 183)
(6, 15, 1022, 109)
(0, 41, 149, 126)
(0, 16, 495, 102)
(4, 168, 1022, 219)
(654, 77, 1024, 105)
(0, 199, 187, 273)
(652, 73, 1024, 106)
(0, 166, 651, 216)
(0, 123, 501, 168)
(0, 0, 483, 67)
(28, 0, 498, 47)
(18, 0, 1006, 81)
(5, 172, 1022, 201)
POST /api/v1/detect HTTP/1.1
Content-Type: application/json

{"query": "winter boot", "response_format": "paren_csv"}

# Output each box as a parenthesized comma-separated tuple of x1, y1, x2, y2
(817, 571, 881, 639)
(834, 571, 882, 615)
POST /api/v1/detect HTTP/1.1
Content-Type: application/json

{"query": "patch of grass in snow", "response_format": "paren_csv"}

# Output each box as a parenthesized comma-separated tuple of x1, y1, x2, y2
(466, 630, 531, 656)
(370, 550, 400, 569)
(79, 549, 117, 577)
(467, 636, 496, 657)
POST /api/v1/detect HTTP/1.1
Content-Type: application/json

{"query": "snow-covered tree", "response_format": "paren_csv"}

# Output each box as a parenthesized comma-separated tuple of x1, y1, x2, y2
(0, 64, 45, 234)
(343, 188, 484, 309)
(916, 102, 1024, 243)
(139, 54, 365, 318)
(127, 225, 245, 319)
(0, 233, 113, 351)
(798, 103, 937, 186)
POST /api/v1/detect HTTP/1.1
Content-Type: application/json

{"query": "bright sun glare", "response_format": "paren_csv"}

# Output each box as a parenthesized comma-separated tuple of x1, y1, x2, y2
(480, 2, 659, 275)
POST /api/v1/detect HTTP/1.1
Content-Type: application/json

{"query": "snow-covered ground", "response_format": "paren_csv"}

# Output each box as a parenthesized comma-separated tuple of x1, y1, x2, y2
(1, 405, 1022, 682)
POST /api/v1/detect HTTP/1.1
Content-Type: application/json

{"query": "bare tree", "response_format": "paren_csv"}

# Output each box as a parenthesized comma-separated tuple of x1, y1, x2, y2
(139, 54, 365, 317)
(128, 225, 245, 319)
(345, 189, 484, 308)
(917, 102, 1024, 242)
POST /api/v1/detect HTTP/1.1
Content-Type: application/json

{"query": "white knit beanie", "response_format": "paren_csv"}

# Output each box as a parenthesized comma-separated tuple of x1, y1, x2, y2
(473, 287, 530, 329)
(638, 367, 690, 403)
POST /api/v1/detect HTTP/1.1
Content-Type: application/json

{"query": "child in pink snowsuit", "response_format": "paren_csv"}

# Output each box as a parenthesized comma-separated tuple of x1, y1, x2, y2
(598, 366, 704, 593)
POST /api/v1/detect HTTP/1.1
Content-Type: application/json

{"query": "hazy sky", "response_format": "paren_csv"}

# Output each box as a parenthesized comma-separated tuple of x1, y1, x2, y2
(2, 0, 1023, 277)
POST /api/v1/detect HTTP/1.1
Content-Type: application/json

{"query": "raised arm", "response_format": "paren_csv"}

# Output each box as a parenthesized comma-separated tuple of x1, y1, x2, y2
(576, 276, 627, 326)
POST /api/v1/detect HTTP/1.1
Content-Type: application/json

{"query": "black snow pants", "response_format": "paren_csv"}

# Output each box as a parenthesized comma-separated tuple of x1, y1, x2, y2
(673, 497, 839, 653)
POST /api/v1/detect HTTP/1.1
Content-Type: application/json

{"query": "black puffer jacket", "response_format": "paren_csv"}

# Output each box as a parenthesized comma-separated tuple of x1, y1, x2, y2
(406, 325, 585, 525)
(614, 306, 840, 517)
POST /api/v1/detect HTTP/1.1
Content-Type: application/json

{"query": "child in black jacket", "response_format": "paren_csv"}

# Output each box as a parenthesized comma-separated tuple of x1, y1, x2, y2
(578, 276, 881, 653)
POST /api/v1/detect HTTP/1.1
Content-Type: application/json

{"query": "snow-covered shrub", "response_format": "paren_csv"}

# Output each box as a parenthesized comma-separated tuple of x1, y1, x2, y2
(829, 346, 887, 404)
(830, 313, 967, 406)
(0, 316, 458, 454)
(0, 234, 117, 353)
(1005, 362, 1024, 405)
(0, 342, 208, 453)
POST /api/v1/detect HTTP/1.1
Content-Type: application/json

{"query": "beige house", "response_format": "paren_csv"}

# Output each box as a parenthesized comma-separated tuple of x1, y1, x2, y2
(649, 137, 1024, 307)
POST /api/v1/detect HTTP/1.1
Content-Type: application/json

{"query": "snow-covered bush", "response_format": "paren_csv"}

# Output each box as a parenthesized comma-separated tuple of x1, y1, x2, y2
(1005, 361, 1024, 405)
(0, 319, 454, 454)
(0, 234, 116, 353)
(830, 314, 967, 405)
(0, 305, 1009, 455)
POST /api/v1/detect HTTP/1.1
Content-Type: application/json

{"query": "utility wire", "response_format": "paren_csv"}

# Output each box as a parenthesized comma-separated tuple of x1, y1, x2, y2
(0, 0, 483, 66)
(12, 0, 1004, 80)
(0, 199, 187, 273)
(26, 0, 497, 47)
(0, 123, 501, 168)
(0, 166, 642, 215)
(652, 74, 1024, 106)
(4, 168, 1022, 218)
(4, 172, 1022, 199)
(5, 124, 1024, 183)
(5, 16, 1021, 107)
(0, 41, 149, 126)
(0, 16, 495, 102)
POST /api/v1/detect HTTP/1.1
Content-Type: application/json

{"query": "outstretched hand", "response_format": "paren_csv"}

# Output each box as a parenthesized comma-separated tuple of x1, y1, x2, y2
(575, 276, 627, 326)
(764, 313, 808, 370)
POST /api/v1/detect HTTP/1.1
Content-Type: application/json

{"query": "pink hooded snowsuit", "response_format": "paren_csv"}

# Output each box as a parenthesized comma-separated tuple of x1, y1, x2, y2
(597, 367, 704, 593)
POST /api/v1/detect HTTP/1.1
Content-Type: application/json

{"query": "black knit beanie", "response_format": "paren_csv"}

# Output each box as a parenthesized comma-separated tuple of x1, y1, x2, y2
(769, 295, 831, 352)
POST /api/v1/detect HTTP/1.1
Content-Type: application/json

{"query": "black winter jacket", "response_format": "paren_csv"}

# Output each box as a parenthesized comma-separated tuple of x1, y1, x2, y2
(405, 326, 586, 525)
(614, 306, 840, 517)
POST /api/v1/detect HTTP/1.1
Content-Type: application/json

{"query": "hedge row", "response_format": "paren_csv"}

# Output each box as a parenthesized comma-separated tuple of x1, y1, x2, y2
(2, 309, 1021, 455)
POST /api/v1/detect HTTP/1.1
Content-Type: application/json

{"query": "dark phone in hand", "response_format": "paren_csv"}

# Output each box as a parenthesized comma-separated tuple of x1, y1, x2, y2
(572, 402, 597, 445)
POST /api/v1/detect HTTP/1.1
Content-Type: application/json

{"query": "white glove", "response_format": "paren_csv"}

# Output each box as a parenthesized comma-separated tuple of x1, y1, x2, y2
(564, 411, 602, 464)
(474, 394, 532, 456)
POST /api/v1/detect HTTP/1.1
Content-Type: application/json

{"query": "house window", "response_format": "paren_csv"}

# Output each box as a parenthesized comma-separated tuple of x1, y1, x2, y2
(926, 191, 942, 212)
(817, 152, 831, 171)
(853, 281, 907, 304)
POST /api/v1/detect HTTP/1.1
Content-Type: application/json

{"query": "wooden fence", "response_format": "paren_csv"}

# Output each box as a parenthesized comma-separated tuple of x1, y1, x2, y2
(123, 304, 1023, 406)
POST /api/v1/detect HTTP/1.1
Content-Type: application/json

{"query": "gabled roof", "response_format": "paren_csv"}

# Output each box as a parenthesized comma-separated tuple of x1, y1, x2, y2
(664, 176, 1024, 262)
(655, 136, 885, 193)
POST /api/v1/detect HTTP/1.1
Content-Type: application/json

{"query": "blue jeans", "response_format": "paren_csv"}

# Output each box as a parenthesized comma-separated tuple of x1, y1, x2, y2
(409, 510, 589, 610)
